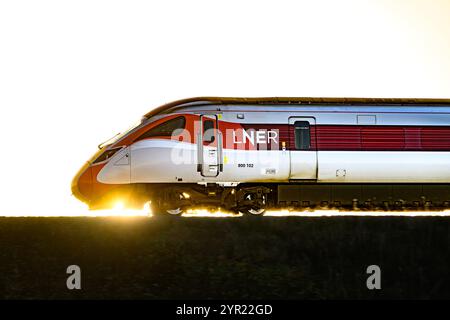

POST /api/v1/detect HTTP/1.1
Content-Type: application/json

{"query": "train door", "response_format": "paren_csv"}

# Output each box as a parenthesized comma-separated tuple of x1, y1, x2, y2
(288, 117, 317, 180)
(197, 114, 223, 177)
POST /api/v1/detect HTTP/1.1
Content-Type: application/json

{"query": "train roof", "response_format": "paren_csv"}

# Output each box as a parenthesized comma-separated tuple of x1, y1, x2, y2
(144, 97, 450, 118)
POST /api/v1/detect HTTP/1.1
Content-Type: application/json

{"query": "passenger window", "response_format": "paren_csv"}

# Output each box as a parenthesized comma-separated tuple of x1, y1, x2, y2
(136, 116, 185, 140)
(294, 121, 310, 150)
(203, 119, 215, 143)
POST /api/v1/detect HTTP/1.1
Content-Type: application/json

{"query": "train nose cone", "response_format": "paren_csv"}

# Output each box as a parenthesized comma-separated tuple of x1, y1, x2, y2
(71, 161, 93, 204)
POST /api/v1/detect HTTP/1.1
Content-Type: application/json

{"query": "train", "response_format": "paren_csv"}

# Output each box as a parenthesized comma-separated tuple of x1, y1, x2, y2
(72, 97, 450, 215)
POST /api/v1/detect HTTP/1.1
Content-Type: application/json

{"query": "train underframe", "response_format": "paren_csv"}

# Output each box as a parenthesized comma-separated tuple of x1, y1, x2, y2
(90, 182, 450, 215)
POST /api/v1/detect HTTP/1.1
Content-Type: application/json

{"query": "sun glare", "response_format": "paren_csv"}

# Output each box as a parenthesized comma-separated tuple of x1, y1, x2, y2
(113, 201, 125, 211)
(2, 202, 450, 218)
(183, 208, 242, 218)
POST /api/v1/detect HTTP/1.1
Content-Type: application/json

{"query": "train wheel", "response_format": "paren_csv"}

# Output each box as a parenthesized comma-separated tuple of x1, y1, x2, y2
(242, 207, 266, 216)
(149, 188, 189, 217)
(165, 207, 184, 216)
(150, 202, 184, 217)
(237, 187, 269, 216)
(241, 194, 267, 216)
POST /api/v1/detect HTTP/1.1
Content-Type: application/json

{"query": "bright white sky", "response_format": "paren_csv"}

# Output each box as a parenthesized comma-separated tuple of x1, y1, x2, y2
(0, 0, 449, 216)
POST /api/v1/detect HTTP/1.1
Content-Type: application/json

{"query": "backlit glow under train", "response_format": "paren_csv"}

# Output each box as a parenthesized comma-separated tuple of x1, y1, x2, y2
(3, 204, 450, 217)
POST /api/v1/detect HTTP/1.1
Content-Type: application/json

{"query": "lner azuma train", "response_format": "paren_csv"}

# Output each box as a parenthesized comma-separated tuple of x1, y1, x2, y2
(72, 97, 450, 215)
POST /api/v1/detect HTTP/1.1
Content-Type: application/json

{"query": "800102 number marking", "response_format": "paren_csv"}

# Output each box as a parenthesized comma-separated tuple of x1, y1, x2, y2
(238, 163, 254, 168)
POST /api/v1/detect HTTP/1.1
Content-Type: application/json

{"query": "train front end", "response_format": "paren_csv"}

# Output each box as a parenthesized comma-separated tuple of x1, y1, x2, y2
(71, 121, 145, 210)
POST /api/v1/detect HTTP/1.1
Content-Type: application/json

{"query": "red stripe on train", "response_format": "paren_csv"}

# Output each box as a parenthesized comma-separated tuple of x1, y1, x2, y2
(314, 125, 450, 151)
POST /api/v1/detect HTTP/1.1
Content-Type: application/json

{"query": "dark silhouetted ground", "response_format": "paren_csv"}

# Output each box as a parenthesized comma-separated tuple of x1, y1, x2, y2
(0, 216, 450, 299)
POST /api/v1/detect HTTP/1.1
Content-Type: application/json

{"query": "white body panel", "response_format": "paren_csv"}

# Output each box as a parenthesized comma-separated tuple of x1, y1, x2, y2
(130, 140, 198, 183)
(220, 149, 290, 182)
(290, 151, 317, 180)
(98, 140, 450, 184)
(97, 147, 131, 184)
(318, 151, 450, 183)
(99, 139, 291, 184)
